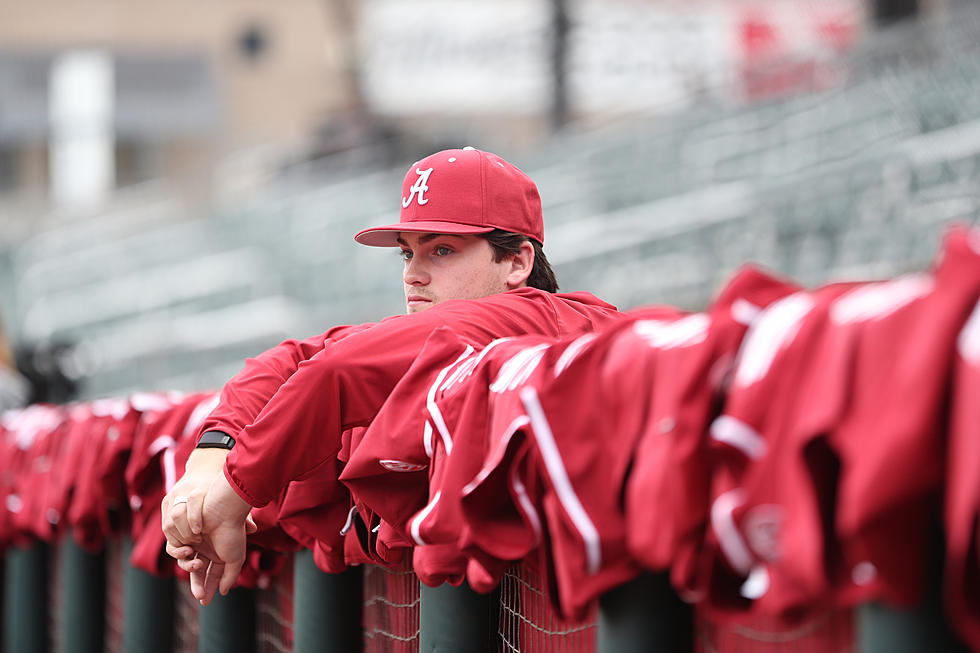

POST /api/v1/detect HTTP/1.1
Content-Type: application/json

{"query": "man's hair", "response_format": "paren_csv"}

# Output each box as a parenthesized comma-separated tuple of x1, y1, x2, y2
(481, 229, 559, 293)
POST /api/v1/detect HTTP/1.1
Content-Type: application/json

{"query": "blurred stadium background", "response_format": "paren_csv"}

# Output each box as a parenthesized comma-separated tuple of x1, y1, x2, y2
(0, 0, 976, 650)
(0, 0, 966, 404)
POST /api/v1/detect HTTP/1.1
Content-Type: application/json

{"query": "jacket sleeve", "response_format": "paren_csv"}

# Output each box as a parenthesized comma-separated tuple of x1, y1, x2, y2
(197, 323, 373, 442)
(223, 290, 570, 507)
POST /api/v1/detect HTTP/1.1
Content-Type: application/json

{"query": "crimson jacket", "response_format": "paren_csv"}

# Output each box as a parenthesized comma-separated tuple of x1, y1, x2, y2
(200, 288, 621, 508)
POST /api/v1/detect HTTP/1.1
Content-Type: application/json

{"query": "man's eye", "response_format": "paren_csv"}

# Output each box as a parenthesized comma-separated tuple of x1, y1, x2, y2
(399, 249, 413, 261)
(434, 246, 452, 256)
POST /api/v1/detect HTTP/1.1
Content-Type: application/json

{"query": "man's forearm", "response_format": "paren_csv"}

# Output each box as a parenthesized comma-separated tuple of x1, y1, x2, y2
(184, 446, 231, 475)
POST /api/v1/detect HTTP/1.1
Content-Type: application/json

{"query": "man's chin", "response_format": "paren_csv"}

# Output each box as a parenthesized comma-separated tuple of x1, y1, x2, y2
(406, 300, 435, 314)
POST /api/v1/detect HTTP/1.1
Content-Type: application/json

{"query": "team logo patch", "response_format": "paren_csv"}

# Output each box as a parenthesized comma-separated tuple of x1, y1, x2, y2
(743, 504, 784, 562)
(402, 167, 433, 207)
(379, 459, 427, 473)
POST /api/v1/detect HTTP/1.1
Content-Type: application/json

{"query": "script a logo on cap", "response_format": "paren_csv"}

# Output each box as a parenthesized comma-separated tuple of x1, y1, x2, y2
(402, 167, 433, 208)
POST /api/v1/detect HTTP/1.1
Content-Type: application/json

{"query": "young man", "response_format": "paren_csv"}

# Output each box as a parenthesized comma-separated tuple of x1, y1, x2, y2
(162, 146, 621, 604)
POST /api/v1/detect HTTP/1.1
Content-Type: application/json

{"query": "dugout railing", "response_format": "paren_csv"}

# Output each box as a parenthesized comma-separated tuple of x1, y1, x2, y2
(3, 530, 967, 653)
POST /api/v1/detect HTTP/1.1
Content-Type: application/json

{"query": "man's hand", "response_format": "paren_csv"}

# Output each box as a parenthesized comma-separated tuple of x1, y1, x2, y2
(193, 470, 254, 603)
(162, 448, 230, 549)
(162, 448, 254, 605)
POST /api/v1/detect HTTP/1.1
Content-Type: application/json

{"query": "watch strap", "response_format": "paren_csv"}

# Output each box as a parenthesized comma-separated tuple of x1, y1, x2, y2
(196, 430, 236, 450)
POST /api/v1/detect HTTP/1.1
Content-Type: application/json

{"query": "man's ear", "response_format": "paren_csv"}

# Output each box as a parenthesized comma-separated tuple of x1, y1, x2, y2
(505, 240, 535, 289)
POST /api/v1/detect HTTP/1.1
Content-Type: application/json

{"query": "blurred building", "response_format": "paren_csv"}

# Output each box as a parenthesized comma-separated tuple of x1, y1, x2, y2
(0, 1, 886, 215)
(0, 0, 944, 228)
(0, 0, 357, 224)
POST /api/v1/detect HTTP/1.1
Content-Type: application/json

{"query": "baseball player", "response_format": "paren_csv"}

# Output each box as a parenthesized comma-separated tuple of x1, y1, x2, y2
(161, 147, 622, 604)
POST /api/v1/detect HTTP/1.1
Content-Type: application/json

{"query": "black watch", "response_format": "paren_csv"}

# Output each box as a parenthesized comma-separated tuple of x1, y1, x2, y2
(196, 430, 236, 450)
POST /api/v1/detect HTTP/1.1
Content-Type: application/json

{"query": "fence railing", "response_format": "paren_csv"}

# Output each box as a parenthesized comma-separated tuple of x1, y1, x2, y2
(3, 534, 870, 653)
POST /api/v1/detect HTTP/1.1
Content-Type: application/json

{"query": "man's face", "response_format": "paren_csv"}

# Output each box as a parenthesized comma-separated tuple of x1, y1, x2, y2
(397, 232, 513, 313)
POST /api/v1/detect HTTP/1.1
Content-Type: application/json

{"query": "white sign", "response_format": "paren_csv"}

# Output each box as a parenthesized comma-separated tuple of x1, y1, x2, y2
(359, 0, 552, 114)
(358, 0, 863, 117)
(567, 1, 731, 114)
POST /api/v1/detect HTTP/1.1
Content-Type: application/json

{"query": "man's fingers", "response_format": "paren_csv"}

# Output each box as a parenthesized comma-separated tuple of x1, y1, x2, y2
(218, 558, 245, 597)
(165, 542, 197, 561)
(176, 555, 207, 574)
(161, 502, 181, 545)
(189, 562, 208, 602)
(186, 494, 205, 536)
(202, 562, 225, 606)
(162, 502, 201, 545)
(245, 514, 258, 534)
(168, 499, 201, 545)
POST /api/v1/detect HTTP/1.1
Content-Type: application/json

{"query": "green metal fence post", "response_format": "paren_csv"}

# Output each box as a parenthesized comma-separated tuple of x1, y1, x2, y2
(197, 586, 257, 653)
(857, 528, 969, 653)
(857, 600, 969, 653)
(857, 575, 968, 652)
(3, 540, 49, 653)
(292, 549, 362, 653)
(120, 538, 174, 653)
(56, 533, 106, 653)
(419, 580, 498, 653)
(598, 571, 693, 653)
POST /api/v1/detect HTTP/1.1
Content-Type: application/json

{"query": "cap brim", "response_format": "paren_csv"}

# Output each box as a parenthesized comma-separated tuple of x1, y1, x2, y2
(354, 221, 496, 247)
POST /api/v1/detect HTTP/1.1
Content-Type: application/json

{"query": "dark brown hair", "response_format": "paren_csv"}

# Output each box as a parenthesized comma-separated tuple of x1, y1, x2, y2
(480, 229, 559, 293)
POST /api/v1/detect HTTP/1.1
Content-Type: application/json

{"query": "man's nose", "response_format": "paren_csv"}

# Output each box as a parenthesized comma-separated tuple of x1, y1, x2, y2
(403, 257, 429, 285)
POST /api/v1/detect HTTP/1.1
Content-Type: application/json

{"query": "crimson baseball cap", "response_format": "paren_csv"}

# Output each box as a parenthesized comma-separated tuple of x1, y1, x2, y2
(354, 147, 544, 247)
